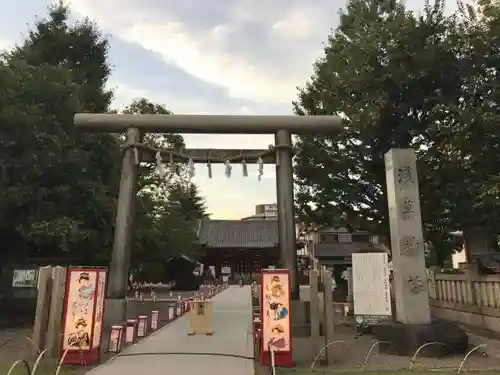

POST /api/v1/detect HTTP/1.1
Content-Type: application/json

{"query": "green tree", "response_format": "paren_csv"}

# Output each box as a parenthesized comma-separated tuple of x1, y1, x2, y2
(424, 0, 500, 256)
(293, 0, 499, 263)
(168, 182, 208, 221)
(0, 2, 120, 266)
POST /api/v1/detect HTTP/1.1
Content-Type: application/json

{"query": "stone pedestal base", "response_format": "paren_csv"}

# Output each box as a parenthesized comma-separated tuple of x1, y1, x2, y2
(292, 300, 310, 337)
(103, 298, 127, 328)
(372, 321, 468, 357)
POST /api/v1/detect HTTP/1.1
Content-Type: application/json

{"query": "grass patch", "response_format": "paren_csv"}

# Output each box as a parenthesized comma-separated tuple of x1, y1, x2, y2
(0, 359, 89, 375)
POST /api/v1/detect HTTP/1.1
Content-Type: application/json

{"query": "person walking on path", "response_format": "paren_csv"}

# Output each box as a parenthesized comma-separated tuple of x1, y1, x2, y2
(239, 272, 244, 287)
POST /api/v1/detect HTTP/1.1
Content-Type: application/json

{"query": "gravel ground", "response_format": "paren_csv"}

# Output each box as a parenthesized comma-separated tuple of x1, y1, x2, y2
(2, 288, 500, 375)
(255, 324, 500, 375)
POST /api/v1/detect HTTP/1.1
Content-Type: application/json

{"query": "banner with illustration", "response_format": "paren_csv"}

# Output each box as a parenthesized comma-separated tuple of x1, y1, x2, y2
(61, 267, 107, 365)
(92, 270, 107, 347)
(260, 269, 292, 366)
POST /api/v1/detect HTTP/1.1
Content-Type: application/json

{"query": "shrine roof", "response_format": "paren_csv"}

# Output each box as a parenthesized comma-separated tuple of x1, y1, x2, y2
(197, 219, 278, 249)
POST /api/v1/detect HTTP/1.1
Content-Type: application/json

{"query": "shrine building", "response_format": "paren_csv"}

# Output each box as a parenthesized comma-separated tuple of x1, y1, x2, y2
(197, 219, 279, 276)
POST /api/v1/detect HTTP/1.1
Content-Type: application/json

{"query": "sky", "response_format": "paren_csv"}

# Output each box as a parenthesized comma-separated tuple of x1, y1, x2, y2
(1, 0, 463, 219)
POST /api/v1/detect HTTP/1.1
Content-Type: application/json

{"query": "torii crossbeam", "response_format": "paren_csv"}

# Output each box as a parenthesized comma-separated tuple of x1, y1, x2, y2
(74, 113, 343, 324)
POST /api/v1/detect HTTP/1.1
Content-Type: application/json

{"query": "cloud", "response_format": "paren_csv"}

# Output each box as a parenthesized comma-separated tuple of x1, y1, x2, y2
(110, 80, 241, 115)
(63, 0, 338, 104)
(0, 38, 13, 51)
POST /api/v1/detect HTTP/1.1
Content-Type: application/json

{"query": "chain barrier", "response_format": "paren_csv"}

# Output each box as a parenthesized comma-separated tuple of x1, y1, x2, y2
(31, 349, 49, 375)
(310, 340, 350, 369)
(1, 328, 499, 375)
(6, 359, 31, 375)
(0, 332, 90, 375)
(408, 341, 452, 371)
(362, 340, 391, 370)
(264, 340, 500, 374)
(457, 344, 488, 374)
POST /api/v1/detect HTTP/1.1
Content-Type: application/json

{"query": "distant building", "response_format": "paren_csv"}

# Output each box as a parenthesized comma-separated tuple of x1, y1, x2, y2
(300, 225, 388, 301)
(241, 203, 278, 221)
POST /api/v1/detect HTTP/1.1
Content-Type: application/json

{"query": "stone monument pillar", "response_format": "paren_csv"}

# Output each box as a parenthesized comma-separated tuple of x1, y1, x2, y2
(375, 148, 468, 357)
(385, 149, 430, 324)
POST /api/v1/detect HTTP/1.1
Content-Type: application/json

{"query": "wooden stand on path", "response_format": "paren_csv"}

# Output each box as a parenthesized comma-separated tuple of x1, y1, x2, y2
(187, 300, 214, 336)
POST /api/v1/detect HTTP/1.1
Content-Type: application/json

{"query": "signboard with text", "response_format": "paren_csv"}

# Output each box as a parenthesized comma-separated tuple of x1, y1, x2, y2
(92, 270, 107, 347)
(12, 269, 38, 288)
(260, 268, 292, 367)
(61, 267, 107, 365)
(352, 253, 392, 326)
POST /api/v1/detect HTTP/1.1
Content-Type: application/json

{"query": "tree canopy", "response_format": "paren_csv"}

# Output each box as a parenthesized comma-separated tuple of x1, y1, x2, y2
(0, 2, 120, 266)
(0, 3, 208, 280)
(294, 0, 500, 263)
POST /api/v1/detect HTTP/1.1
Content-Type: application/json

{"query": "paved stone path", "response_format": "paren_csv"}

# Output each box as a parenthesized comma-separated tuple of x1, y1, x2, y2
(86, 286, 254, 375)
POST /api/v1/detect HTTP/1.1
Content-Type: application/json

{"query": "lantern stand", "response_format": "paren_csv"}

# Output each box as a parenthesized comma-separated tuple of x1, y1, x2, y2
(151, 310, 159, 331)
(125, 319, 137, 344)
(108, 325, 124, 353)
(137, 315, 148, 338)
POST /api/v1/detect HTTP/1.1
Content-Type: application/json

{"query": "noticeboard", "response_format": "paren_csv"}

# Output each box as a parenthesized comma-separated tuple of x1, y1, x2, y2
(12, 269, 38, 288)
(352, 253, 392, 325)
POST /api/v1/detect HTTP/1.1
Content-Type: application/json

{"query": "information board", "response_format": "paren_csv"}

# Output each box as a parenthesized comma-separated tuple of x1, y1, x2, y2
(12, 269, 38, 288)
(92, 270, 107, 347)
(352, 253, 392, 325)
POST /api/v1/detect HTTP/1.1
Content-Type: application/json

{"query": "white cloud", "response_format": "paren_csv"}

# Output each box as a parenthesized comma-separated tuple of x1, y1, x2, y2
(271, 8, 318, 38)
(0, 38, 14, 51)
(110, 80, 227, 114)
(63, 0, 332, 104)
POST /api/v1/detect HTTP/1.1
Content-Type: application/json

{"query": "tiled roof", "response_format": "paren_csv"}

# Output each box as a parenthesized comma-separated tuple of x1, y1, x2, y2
(197, 219, 279, 249)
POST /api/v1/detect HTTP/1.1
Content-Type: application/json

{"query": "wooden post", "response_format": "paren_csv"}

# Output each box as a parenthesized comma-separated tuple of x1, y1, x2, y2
(462, 263, 479, 305)
(46, 266, 67, 357)
(309, 269, 320, 361)
(32, 266, 53, 355)
(321, 268, 335, 365)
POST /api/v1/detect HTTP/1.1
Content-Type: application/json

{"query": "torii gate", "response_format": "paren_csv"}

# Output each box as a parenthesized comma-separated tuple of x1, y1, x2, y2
(74, 113, 343, 322)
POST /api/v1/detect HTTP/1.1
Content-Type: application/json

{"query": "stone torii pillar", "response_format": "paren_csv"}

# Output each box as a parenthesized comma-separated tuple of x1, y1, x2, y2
(74, 114, 343, 324)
